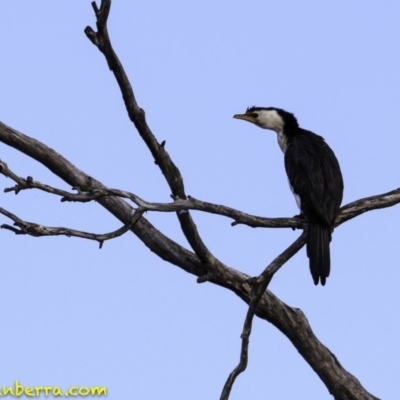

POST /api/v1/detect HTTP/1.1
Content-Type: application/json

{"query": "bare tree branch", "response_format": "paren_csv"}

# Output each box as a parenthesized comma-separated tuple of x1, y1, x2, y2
(2, 158, 398, 232)
(338, 188, 400, 224)
(0, 206, 144, 248)
(220, 231, 307, 400)
(0, 120, 204, 275)
(84, 0, 219, 273)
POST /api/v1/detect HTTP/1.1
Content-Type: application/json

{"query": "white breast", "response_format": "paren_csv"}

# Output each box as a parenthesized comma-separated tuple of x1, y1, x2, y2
(289, 182, 302, 210)
(276, 131, 299, 208)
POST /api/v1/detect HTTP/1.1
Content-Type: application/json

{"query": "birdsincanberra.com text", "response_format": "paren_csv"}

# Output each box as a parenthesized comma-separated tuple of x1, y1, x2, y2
(0, 381, 107, 397)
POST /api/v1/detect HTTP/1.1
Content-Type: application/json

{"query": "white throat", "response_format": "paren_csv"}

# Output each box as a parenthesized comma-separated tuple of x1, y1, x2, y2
(256, 109, 287, 153)
(257, 109, 284, 132)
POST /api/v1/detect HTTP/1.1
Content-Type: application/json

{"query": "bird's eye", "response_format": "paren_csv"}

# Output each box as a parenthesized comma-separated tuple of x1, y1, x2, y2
(252, 113, 259, 118)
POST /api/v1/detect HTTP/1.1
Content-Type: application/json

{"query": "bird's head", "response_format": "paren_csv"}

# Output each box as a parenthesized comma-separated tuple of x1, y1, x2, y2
(233, 107, 298, 133)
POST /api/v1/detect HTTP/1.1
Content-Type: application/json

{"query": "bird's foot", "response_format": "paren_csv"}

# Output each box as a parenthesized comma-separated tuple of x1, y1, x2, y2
(291, 214, 306, 230)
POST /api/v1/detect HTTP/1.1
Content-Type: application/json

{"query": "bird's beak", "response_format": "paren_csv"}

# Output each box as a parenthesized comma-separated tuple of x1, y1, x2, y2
(233, 113, 256, 124)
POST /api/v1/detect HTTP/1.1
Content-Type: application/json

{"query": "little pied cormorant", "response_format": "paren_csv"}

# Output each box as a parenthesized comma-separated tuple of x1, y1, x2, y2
(233, 107, 343, 286)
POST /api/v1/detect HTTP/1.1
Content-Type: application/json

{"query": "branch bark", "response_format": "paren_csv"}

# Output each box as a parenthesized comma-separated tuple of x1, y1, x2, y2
(0, 158, 398, 232)
(84, 0, 219, 274)
(0, 206, 143, 248)
(220, 231, 307, 400)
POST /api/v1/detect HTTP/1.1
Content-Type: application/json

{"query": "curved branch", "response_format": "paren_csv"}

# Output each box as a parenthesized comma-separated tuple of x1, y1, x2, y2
(0, 207, 143, 248)
(338, 189, 400, 224)
(220, 231, 307, 400)
(0, 160, 304, 229)
(84, 0, 218, 270)
(0, 120, 205, 277)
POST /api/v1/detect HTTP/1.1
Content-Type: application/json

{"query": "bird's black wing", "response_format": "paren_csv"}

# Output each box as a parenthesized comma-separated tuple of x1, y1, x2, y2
(284, 130, 343, 226)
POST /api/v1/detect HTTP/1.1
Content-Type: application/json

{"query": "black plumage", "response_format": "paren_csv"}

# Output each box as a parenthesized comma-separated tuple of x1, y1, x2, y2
(284, 124, 343, 285)
(234, 107, 344, 285)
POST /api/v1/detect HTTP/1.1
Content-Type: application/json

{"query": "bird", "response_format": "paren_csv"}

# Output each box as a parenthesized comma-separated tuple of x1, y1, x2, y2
(233, 107, 343, 285)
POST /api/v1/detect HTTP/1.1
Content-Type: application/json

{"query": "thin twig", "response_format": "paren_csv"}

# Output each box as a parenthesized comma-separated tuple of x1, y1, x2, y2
(1, 158, 399, 231)
(220, 232, 307, 400)
(0, 207, 144, 248)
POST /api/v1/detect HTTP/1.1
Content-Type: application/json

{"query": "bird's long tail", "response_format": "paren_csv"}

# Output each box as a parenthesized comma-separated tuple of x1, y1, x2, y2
(307, 223, 331, 286)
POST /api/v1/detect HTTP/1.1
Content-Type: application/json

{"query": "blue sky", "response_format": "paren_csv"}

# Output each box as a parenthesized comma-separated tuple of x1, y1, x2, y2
(1, 1, 399, 399)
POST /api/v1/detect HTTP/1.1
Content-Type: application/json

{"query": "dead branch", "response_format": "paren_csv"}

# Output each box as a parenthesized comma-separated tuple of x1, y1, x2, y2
(220, 231, 307, 400)
(84, 0, 219, 274)
(0, 206, 144, 248)
(1, 159, 398, 232)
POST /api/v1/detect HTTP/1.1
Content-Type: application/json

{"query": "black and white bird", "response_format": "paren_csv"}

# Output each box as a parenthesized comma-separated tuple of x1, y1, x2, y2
(233, 107, 343, 285)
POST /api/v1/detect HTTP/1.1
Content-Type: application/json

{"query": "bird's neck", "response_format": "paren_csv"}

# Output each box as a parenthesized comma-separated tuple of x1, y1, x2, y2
(277, 130, 288, 153)
(276, 125, 302, 152)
